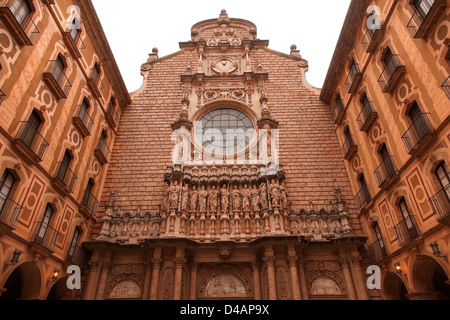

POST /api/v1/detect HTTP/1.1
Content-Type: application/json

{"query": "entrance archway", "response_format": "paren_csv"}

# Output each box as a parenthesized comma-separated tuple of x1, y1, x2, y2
(0, 262, 41, 300)
(382, 271, 408, 300)
(411, 255, 450, 300)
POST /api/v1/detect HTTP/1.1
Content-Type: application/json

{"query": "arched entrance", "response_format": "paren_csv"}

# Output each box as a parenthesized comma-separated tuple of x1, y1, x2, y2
(411, 255, 450, 300)
(0, 262, 41, 300)
(47, 278, 74, 300)
(382, 271, 408, 300)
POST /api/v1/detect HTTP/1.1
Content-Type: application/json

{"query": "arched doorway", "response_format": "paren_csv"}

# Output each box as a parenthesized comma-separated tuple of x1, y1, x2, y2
(0, 262, 41, 300)
(47, 278, 74, 300)
(382, 271, 408, 300)
(411, 255, 450, 300)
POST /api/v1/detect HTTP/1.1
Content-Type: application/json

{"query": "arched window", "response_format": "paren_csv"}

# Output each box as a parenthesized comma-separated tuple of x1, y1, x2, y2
(10, 0, 32, 26)
(91, 63, 101, 85)
(20, 109, 42, 149)
(67, 226, 81, 260)
(82, 178, 94, 207)
(436, 162, 450, 198)
(0, 170, 16, 213)
(68, 17, 81, 42)
(373, 222, 387, 256)
(397, 197, 420, 241)
(35, 204, 53, 245)
(414, 0, 435, 19)
(56, 150, 73, 185)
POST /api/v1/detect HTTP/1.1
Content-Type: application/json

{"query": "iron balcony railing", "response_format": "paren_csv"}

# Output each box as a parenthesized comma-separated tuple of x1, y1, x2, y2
(1, 0, 40, 45)
(332, 98, 345, 124)
(340, 134, 357, 160)
(0, 195, 23, 229)
(73, 104, 94, 136)
(362, 27, 376, 52)
(81, 190, 99, 216)
(107, 105, 120, 128)
(45, 59, 72, 98)
(89, 68, 105, 97)
(354, 185, 371, 210)
(0, 89, 5, 105)
(394, 215, 421, 246)
(96, 138, 111, 163)
(442, 76, 450, 100)
(356, 100, 377, 132)
(429, 184, 450, 222)
(14, 121, 49, 161)
(368, 238, 388, 263)
(374, 155, 398, 187)
(378, 54, 405, 93)
(67, 244, 87, 267)
(54, 162, 78, 193)
(401, 113, 434, 154)
(407, 0, 437, 37)
(31, 221, 61, 252)
(345, 63, 362, 93)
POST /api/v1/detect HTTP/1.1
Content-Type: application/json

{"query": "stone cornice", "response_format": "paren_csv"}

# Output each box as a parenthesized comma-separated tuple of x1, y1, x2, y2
(320, 0, 371, 104)
(74, 0, 131, 107)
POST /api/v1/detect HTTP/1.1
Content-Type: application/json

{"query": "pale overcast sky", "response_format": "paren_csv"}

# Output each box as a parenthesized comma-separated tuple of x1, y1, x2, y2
(91, 0, 351, 93)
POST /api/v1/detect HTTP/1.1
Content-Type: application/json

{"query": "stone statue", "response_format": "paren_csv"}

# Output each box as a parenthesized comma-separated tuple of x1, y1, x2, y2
(181, 183, 189, 211)
(259, 182, 268, 209)
(231, 185, 241, 212)
(241, 184, 251, 213)
(209, 185, 219, 214)
(220, 184, 229, 214)
(269, 179, 280, 208)
(199, 185, 208, 213)
(190, 185, 198, 213)
(169, 181, 180, 210)
(251, 184, 260, 213)
(162, 184, 170, 211)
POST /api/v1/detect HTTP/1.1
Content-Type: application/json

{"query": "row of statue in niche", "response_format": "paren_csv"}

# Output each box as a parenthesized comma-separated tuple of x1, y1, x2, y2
(162, 179, 289, 216)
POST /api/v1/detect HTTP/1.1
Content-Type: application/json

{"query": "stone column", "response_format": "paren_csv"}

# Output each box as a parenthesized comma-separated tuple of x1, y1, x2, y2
(143, 257, 153, 300)
(189, 262, 198, 300)
(349, 256, 370, 300)
(287, 255, 301, 300)
(173, 257, 185, 300)
(264, 248, 277, 300)
(339, 257, 357, 300)
(297, 254, 308, 300)
(95, 262, 111, 300)
(83, 260, 101, 300)
(251, 261, 262, 300)
(149, 258, 162, 300)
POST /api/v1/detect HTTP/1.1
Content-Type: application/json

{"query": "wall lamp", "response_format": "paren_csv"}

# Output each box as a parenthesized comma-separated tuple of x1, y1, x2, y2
(394, 263, 403, 276)
(6, 250, 22, 267)
(49, 269, 60, 283)
(430, 242, 442, 258)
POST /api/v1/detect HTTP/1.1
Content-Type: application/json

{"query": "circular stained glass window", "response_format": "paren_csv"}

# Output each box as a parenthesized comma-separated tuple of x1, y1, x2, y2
(195, 108, 255, 155)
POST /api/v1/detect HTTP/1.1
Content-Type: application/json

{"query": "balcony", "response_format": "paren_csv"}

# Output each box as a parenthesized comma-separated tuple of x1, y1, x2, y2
(442, 76, 450, 100)
(401, 113, 435, 155)
(362, 25, 385, 53)
(53, 162, 78, 194)
(394, 215, 421, 246)
(31, 221, 61, 253)
(407, 0, 447, 38)
(356, 100, 378, 132)
(62, 31, 85, 59)
(0, 197, 23, 233)
(344, 64, 362, 93)
(378, 54, 406, 94)
(354, 185, 372, 211)
(43, 60, 72, 99)
(429, 184, 450, 223)
(331, 98, 345, 124)
(72, 105, 94, 137)
(374, 155, 398, 188)
(13, 121, 49, 162)
(106, 105, 120, 128)
(0, 89, 5, 105)
(67, 245, 88, 267)
(340, 134, 358, 160)
(94, 138, 111, 165)
(87, 70, 104, 99)
(80, 190, 99, 216)
(0, 0, 40, 46)
(368, 238, 388, 263)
